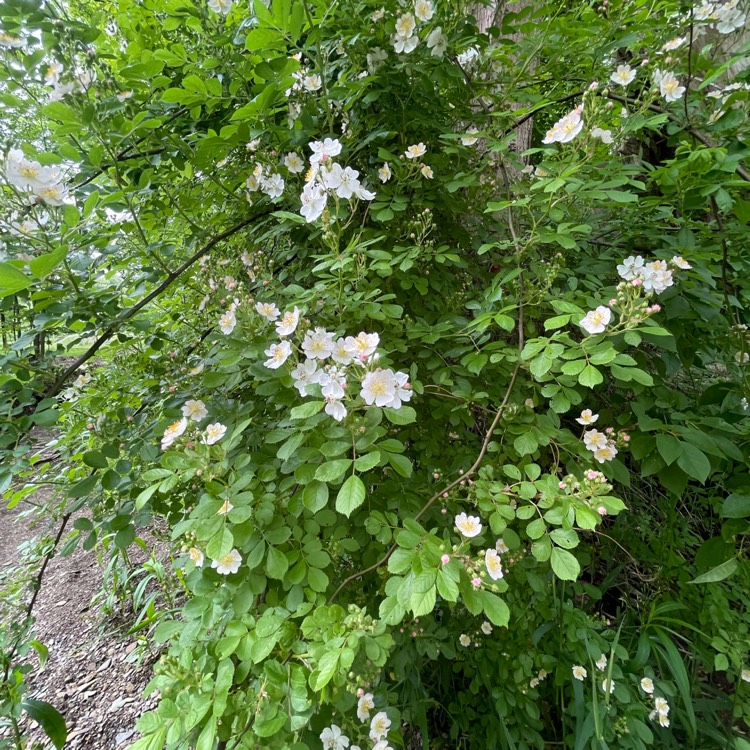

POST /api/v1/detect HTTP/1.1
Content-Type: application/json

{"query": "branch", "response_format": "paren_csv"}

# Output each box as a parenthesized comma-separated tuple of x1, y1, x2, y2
(328, 362, 522, 604)
(44, 211, 272, 399)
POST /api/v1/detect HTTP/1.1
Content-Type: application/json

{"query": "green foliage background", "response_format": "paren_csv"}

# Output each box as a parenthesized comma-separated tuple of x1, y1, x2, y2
(1, 0, 750, 748)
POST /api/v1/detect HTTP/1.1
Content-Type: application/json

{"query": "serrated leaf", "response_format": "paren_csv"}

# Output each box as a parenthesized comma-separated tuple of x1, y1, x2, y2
(383, 406, 416, 425)
(335, 475, 366, 517)
(550, 548, 581, 581)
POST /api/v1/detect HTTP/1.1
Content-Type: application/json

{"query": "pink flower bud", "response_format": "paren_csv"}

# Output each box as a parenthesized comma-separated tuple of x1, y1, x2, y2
(186, 441, 194, 449)
(632, 278, 642, 286)
(441, 507, 447, 514)
(597, 506, 607, 516)
(441, 554, 450, 564)
(622, 434, 630, 442)
(86, 422, 94, 429)
(411, 631, 417, 637)
(357, 688, 364, 697)
(471, 577, 481, 588)
(605, 427, 614, 434)
(609, 299, 617, 306)
(433, 472, 440, 479)
(559, 481, 567, 489)
(443, 492, 449, 498)
(127, 416, 134, 422)
(196, 469, 203, 476)
(169, 386, 176, 392)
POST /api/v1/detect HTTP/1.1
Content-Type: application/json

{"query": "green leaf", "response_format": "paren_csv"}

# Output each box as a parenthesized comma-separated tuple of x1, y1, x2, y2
(410, 586, 436, 617)
(302, 481, 329, 513)
(578, 365, 603, 388)
(688, 558, 738, 584)
(21, 700, 67, 750)
(481, 591, 510, 627)
(82, 450, 109, 469)
(383, 406, 416, 425)
(290, 401, 324, 419)
(550, 548, 581, 581)
(314, 459, 352, 483)
(335, 475, 366, 517)
(656, 435, 682, 466)
(0, 262, 33, 297)
(312, 651, 340, 690)
(29, 246, 68, 279)
(513, 432, 538, 456)
(265, 547, 289, 579)
(206, 527, 234, 560)
(676, 443, 711, 483)
(722, 493, 750, 518)
(354, 451, 381, 472)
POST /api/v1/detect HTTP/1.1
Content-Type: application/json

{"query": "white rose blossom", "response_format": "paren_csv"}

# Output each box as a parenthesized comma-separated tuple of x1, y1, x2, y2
(291, 359, 321, 396)
(218, 309, 237, 335)
(212, 549, 242, 574)
(414, 0, 434, 22)
(264, 340, 292, 369)
(455, 512, 482, 538)
(320, 725, 349, 750)
(207, 0, 232, 14)
(275, 307, 300, 337)
(576, 409, 599, 425)
(182, 399, 208, 422)
(369, 712, 391, 742)
(485, 548, 504, 580)
(610, 64, 636, 86)
(542, 107, 584, 145)
(284, 152, 305, 173)
(202, 422, 227, 445)
(579, 306, 612, 335)
(572, 665, 587, 681)
(426, 27, 447, 57)
(161, 418, 188, 450)
(357, 692, 375, 722)
(302, 327, 335, 359)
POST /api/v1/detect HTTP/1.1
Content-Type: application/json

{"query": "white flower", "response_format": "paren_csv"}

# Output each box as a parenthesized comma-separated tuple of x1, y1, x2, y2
(161, 418, 188, 450)
(420, 165, 434, 179)
(455, 512, 482, 538)
(584, 429, 608, 451)
(715, 6, 746, 33)
(275, 307, 300, 337)
(579, 306, 612, 335)
(367, 47, 388, 73)
(302, 327, 335, 359)
(393, 33, 418, 54)
(485, 548, 504, 580)
(459, 633, 471, 647)
(264, 341, 292, 369)
(319, 366, 347, 400)
(572, 665, 587, 681)
(461, 127, 480, 146)
(369, 712, 391, 742)
(405, 143, 426, 159)
(4, 149, 59, 192)
(360, 369, 395, 406)
(654, 696, 669, 715)
(202, 422, 227, 445)
(594, 443, 618, 463)
(300, 181, 327, 222)
(331, 337, 354, 365)
(741, 668, 750, 682)
(659, 71, 685, 103)
(212, 549, 242, 574)
(426, 26, 447, 57)
(207, 0, 232, 13)
(496, 538, 509, 554)
(529, 677, 540, 688)
(576, 409, 598, 425)
(378, 163, 392, 182)
(303, 73, 322, 91)
(309, 137, 342, 165)
(663, 36, 686, 50)
(284, 152, 305, 174)
(670, 255, 691, 270)
(261, 173, 285, 199)
(218, 309, 237, 335)
(657, 713, 670, 728)
(188, 547, 204, 566)
(44, 61, 63, 86)
(291, 359, 321, 396)
(642, 262, 674, 293)
(357, 693, 375, 722)
(457, 47, 480, 69)
(542, 108, 584, 144)
(610, 64, 636, 86)
(481, 621, 493, 635)
(36, 183, 70, 206)
(116, 91, 133, 101)
(74, 373, 91, 388)
(414, 0, 434, 22)
(617, 255, 645, 281)
(595, 654, 607, 671)
(601, 678, 615, 694)
(372, 7, 385, 21)
(346, 331, 380, 358)
(640, 677, 655, 694)
(255, 302, 280, 321)
(182, 399, 208, 422)
(591, 127, 613, 144)
(395, 12, 416, 37)
(389, 371, 412, 408)
(323, 163, 361, 199)
(356, 184, 376, 201)
(320, 725, 349, 750)
(0, 32, 25, 49)
(217, 500, 234, 515)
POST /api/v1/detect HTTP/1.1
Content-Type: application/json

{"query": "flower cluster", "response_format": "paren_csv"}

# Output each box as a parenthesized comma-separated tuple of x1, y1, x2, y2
(582, 421, 619, 464)
(617, 254, 689, 292)
(320, 699, 394, 750)
(390, 0, 435, 55)
(245, 161, 285, 203)
(298, 138, 376, 223)
(249, 301, 412, 421)
(3, 148, 70, 206)
(160, 399, 227, 450)
(694, 1, 746, 33)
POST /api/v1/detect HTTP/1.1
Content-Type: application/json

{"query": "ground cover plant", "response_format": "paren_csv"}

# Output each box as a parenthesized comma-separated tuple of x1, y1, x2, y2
(1, 0, 750, 748)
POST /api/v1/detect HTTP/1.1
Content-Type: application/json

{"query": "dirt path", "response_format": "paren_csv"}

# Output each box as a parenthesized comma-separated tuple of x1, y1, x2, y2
(0, 489, 157, 749)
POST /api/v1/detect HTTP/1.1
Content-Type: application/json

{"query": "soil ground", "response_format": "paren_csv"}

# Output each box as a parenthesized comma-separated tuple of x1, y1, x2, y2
(0, 449, 159, 749)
